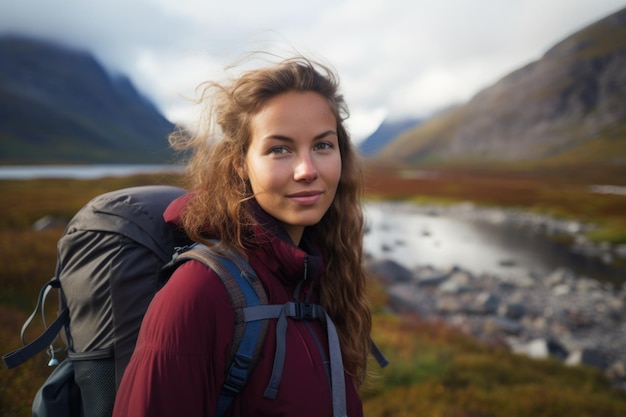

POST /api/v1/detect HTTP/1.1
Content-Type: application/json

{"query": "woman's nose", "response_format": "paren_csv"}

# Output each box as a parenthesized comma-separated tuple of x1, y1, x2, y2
(294, 154, 318, 182)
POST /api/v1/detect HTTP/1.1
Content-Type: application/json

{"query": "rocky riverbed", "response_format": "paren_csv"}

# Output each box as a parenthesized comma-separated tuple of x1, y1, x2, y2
(364, 202, 626, 388)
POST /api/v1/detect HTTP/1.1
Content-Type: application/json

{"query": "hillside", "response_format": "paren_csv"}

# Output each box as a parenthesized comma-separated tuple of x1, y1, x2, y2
(0, 35, 176, 164)
(358, 117, 421, 157)
(376, 7, 626, 169)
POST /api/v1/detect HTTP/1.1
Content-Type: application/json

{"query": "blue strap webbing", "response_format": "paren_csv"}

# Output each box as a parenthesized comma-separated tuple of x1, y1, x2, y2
(208, 253, 264, 417)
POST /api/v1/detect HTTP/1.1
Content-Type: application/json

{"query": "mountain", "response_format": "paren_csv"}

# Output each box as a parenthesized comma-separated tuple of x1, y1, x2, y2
(358, 117, 421, 157)
(0, 35, 176, 164)
(376, 7, 626, 168)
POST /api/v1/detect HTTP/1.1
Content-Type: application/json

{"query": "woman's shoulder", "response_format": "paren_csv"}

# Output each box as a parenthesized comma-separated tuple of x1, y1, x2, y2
(156, 259, 235, 312)
(133, 259, 236, 356)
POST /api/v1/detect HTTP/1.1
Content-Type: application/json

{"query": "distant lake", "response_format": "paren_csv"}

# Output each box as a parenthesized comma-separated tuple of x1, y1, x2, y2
(0, 164, 183, 180)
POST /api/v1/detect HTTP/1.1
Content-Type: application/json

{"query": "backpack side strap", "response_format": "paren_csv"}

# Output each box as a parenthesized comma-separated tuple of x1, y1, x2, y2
(370, 339, 389, 368)
(3, 279, 68, 369)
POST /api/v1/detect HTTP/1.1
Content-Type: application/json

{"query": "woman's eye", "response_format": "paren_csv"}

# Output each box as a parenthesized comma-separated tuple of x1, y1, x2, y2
(269, 146, 289, 155)
(314, 142, 333, 151)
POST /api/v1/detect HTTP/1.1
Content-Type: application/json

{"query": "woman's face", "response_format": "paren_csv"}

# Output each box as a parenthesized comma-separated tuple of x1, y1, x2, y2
(245, 91, 342, 245)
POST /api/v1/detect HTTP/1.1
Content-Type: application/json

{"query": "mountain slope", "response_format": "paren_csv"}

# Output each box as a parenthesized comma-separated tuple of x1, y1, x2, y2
(358, 117, 421, 157)
(377, 7, 626, 168)
(0, 35, 176, 164)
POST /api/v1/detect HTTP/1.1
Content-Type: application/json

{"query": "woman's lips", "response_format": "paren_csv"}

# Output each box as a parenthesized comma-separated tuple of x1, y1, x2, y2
(287, 191, 323, 205)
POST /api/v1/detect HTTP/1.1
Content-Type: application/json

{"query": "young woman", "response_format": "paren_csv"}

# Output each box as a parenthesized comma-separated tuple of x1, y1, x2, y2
(112, 56, 373, 417)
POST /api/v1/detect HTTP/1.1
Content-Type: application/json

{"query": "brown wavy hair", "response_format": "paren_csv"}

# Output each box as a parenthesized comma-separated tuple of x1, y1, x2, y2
(170, 56, 371, 383)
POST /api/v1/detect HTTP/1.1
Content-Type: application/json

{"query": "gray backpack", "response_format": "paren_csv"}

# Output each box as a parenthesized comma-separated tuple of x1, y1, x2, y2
(3, 185, 273, 417)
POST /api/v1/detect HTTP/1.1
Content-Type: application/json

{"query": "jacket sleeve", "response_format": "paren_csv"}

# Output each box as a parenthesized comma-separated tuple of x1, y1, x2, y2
(112, 260, 235, 417)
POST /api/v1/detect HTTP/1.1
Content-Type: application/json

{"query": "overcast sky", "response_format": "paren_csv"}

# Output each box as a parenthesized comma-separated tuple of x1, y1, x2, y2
(2, 0, 625, 141)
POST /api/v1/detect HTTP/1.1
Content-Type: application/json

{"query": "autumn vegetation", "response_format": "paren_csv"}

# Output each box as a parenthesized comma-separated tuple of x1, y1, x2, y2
(1, 167, 625, 416)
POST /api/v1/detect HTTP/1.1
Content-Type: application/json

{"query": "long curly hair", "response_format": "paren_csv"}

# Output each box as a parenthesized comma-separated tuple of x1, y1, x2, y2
(170, 56, 371, 383)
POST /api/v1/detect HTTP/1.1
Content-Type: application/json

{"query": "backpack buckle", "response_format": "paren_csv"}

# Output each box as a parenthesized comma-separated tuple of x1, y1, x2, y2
(293, 302, 320, 321)
(222, 353, 252, 395)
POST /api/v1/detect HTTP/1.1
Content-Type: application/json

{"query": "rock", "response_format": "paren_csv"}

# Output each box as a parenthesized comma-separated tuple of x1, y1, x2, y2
(615, 244, 626, 259)
(565, 348, 606, 369)
(366, 259, 414, 283)
(525, 315, 548, 333)
(545, 267, 575, 287)
(575, 277, 602, 293)
(475, 292, 500, 314)
(498, 281, 517, 291)
(498, 302, 526, 320)
(448, 270, 472, 285)
(552, 283, 573, 296)
(416, 272, 449, 287)
(439, 280, 474, 294)
(573, 239, 613, 260)
(607, 297, 625, 320)
(436, 297, 465, 314)
(524, 338, 569, 360)
(482, 316, 524, 335)
(563, 309, 595, 329)
(506, 275, 536, 289)
(365, 240, 626, 375)
(32, 215, 67, 231)
(605, 360, 626, 383)
(387, 283, 420, 312)
(566, 348, 607, 370)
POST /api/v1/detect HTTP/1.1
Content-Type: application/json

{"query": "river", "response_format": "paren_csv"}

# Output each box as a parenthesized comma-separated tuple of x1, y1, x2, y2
(364, 201, 625, 285)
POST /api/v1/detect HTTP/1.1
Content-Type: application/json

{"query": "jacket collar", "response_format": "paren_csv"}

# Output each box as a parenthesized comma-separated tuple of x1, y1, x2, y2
(164, 193, 324, 285)
(248, 199, 324, 285)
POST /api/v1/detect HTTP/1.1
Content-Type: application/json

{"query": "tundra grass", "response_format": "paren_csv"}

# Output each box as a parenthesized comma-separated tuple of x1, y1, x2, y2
(2, 173, 626, 417)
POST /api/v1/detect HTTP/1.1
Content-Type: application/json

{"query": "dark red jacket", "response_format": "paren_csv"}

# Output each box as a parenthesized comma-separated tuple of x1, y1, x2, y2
(112, 196, 363, 417)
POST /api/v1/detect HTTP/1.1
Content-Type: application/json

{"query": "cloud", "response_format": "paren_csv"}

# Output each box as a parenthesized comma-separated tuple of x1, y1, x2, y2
(2, 0, 625, 141)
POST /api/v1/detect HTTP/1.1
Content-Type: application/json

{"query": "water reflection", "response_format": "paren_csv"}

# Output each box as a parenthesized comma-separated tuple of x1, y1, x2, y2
(0, 164, 183, 179)
(364, 202, 624, 284)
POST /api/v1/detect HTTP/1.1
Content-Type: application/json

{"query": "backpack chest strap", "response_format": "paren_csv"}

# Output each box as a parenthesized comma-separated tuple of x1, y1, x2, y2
(244, 302, 347, 417)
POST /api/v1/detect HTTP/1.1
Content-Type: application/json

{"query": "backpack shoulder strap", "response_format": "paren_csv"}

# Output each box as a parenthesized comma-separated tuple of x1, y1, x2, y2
(168, 243, 269, 417)
(167, 244, 389, 417)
